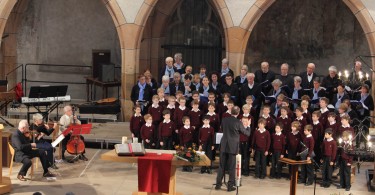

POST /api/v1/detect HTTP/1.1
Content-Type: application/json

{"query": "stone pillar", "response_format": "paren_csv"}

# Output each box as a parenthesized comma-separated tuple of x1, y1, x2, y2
(226, 27, 250, 76)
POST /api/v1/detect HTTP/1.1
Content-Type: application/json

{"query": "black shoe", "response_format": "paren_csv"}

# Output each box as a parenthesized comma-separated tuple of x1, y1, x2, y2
(206, 169, 212, 174)
(337, 186, 344, 189)
(80, 155, 88, 161)
(297, 180, 305, 184)
(324, 184, 330, 188)
(260, 176, 265, 179)
(305, 182, 313, 186)
(200, 169, 206, 174)
(227, 186, 236, 192)
(50, 164, 59, 169)
(215, 185, 221, 190)
(345, 188, 350, 191)
(43, 172, 56, 177)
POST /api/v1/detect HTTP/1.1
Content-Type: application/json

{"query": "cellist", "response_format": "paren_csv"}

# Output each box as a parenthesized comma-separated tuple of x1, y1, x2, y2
(59, 105, 88, 161)
(29, 113, 59, 169)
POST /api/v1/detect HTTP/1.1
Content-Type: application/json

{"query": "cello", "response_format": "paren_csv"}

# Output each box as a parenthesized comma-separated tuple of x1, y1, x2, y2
(66, 106, 85, 157)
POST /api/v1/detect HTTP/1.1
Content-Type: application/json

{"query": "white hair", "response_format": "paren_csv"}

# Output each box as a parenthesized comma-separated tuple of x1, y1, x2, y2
(222, 58, 229, 64)
(64, 105, 72, 113)
(328, 66, 337, 73)
(165, 57, 173, 62)
(173, 72, 181, 77)
(272, 79, 282, 86)
(174, 53, 182, 59)
(307, 63, 315, 68)
(294, 76, 302, 82)
(246, 73, 255, 78)
(18, 120, 28, 130)
(33, 113, 43, 122)
(162, 75, 170, 82)
(241, 65, 248, 71)
(281, 63, 289, 68)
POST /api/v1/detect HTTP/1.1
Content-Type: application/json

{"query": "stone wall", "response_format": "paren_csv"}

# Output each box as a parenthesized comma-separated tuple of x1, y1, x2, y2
(16, 0, 121, 99)
(245, 0, 371, 76)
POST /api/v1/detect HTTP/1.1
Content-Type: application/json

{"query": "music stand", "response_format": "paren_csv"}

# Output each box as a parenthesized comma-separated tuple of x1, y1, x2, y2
(65, 124, 92, 163)
(279, 158, 311, 195)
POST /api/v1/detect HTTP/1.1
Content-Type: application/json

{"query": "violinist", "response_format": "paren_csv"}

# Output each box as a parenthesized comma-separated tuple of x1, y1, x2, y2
(11, 120, 55, 181)
(29, 113, 59, 169)
(59, 105, 88, 161)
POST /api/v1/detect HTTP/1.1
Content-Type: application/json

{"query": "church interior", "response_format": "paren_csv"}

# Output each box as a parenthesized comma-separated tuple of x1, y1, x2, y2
(0, 0, 375, 194)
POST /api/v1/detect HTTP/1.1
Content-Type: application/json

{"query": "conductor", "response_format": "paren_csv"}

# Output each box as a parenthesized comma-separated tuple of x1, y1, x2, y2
(215, 106, 250, 191)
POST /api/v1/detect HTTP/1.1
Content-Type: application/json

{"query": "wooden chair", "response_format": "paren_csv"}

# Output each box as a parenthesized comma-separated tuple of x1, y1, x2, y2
(8, 142, 36, 180)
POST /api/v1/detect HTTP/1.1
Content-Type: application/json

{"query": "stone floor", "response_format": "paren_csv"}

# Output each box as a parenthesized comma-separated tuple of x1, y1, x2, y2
(2, 148, 374, 195)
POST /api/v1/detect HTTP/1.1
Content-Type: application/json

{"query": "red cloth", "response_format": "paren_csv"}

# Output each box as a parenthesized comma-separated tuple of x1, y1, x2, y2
(138, 153, 173, 193)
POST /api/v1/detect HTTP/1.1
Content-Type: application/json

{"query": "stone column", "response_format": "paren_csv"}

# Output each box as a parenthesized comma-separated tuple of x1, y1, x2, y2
(226, 27, 250, 76)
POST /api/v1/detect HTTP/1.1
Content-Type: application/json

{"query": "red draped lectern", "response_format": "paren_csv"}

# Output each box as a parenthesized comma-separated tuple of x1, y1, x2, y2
(0, 125, 12, 194)
(279, 158, 311, 195)
(101, 149, 210, 195)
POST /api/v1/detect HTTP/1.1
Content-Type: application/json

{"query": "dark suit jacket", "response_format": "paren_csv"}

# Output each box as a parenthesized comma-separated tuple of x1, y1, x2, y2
(355, 93, 374, 117)
(219, 68, 234, 84)
(299, 71, 317, 89)
(159, 83, 176, 96)
(254, 70, 276, 93)
(11, 129, 33, 162)
(240, 82, 261, 105)
(331, 93, 350, 108)
(234, 75, 247, 89)
(276, 74, 294, 90)
(170, 81, 185, 95)
(130, 83, 153, 104)
(220, 116, 250, 154)
(159, 66, 178, 83)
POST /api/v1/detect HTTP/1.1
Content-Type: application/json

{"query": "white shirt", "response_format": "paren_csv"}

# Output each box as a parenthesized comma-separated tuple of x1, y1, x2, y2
(134, 113, 142, 117)
(281, 115, 288, 119)
(296, 116, 304, 121)
(242, 113, 250, 117)
(292, 131, 299, 135)
(307, 73, 313, 82)
(192, 108, 200, 112)
(306, 134, 312, 138)
(329, 121, 336, 125)
(207, 112, 216, 116)
(145, 123, 152, 127)
(184, 125, 190, 129)
(152, 104, 159, 108)
(179, 106, 186, 110)
(276, 132, 282, 136)
(258, 128, 266, 133)
(326, 138, 333, 142)
(320, 107, 329, 113)
(248, 83, 254, 89)
(167, 104, 175, 109)
(262, 114, 270, 119)
(342, 124, 350, 128)
(313, 120, 320, 125)
(163, 119, 171, 123)
(202, 125, 210, 128)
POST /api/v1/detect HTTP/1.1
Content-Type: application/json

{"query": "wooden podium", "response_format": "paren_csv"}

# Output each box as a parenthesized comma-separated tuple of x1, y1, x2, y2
(279, 158, 311, 195)
(0, 125, 12, 194)
(101, 149, 210, 195)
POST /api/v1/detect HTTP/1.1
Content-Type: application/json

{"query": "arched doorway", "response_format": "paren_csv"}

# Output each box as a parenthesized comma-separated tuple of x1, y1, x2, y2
(244, 0, 371, 75)
(140, 0, 225, 76)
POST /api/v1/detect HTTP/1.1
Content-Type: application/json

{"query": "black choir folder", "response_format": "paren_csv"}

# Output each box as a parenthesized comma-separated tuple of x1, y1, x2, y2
(115, 143, 146, 156)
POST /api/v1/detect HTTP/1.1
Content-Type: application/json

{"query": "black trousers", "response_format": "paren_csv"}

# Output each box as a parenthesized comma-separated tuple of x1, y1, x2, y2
(61, 134, 86, 157)
(36, 141, 54, 167)
(133, 131, 142, 143)
(161, 136, 173, 150)
(339, 160, 351, 188)
(239, 141, 250, 174)
(19, 149, 49, 176)
(271, 151, 282, 177)
(300, 155, 314, 183)
(321, 156, 333, 185)
(254, 150, 267, 177)
(144, 139, 154, 149)
(201, 141, 213, 171)
(216, 151, 236, 187)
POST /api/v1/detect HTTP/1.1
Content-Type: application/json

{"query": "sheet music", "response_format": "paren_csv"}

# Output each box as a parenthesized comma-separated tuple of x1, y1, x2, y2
(115, 143, 145, 156)
(215, 133, 223, 144)
(51, 134, 65, 147)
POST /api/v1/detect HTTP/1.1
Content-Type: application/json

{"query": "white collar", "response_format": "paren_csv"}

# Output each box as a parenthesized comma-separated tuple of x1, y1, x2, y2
(183, 125, 190, 129)
(281, 115, 288, 119)
(292, 131, 299, 135)
(313, 120, 319, 125)
(179, 105, 186, 110)
(223, 102, 228, 107)
(159, 98, 165, 102)
(296, 116, 304, 120)
(207, 112, 216, 116)
(242, 113, 250, 117)
(276, 132, 282, 136)
(163, 119, 171, 123)
(258, 128, 266, 133)
(326, 138, 333, 142)
(192, 108, 200, 112)
(226, 110, 231, 114)
(248, 83, 254, 88)
(202, 125, 210, 128)
(145, 123, 152, 127)
(303, 110, 308, 114)
(320, 107, 328, 113)
(340, 113, 346, 117)
(342, 124, 350, 128)
(329, 121, 336, 125)
(306, 134, 312, 138)
(152, 104, 159, 108)
(167, 104, 175, 109)
(344, 141, 351, 145)
(262, 114, 270, 119)
(134, 113, 142, 117)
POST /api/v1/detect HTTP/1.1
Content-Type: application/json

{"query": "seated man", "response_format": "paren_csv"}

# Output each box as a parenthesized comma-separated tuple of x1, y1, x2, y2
(29, 113, 58, 169)
(11, 120, 55, 181)
(59, 105, 88, 161)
